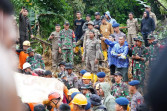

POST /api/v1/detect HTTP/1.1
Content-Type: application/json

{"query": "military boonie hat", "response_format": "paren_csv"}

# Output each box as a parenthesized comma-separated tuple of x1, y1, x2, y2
(114, 71, 123, 76)
(134, 36, 144, 42)
(101, 15, 107, 20)
(87, 21, 94, 26)
(64, 21, 70, 25)
(147, 34, 156, 40)
(26, 47, 34, 54)
(65, 63, 73, 69)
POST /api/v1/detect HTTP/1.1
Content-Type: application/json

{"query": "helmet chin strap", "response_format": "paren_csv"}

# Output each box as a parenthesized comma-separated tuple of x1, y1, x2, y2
(51, 99, 60, 108)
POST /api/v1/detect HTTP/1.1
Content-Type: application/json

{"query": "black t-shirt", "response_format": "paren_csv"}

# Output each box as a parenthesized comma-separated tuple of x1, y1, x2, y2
(74, 19, 85, 38)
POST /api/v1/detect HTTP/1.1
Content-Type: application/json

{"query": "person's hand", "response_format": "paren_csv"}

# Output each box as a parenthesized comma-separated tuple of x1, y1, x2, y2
(94, 25, 99, 28)
(100, 37, 106, 40)
(73, 48, 75, 53)
(95, 59, 98, 64)
(20, 8, 24, 13)
(31, 35, 34, 38)
(135, 55, 141, 59)
(49, 36, 53, 39)
(117, 54, 122, 56)
(59, 48, 62, 53)
(82, 57, 84, 62)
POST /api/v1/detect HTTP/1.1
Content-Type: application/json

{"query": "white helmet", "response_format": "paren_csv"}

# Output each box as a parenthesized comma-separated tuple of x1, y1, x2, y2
(23, 62, 31, 70)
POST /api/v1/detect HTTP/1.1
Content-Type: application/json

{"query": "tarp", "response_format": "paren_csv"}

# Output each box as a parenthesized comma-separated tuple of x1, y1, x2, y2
(14, 72, 64, 103)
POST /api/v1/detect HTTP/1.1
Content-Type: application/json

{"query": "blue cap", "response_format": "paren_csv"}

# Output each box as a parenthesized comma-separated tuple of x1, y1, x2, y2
(128, 80, 140, 86)
(71, 92, 81, 99)
(115, 97, 129, 106)
(112, 23, 120, 28)
(80, 70, 87, 75)
(85, 100, 91, 110)
(97, 72, 106, 78)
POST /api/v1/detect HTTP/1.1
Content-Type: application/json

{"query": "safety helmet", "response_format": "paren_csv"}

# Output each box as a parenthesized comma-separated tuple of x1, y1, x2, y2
(82, 72, 92, 80)
(23, 40, 30, 46)
(48, 92, 61, 101)
(67, 88, 80, 96)
(72, 94, 87, 105)
(23, 62, 31, 70)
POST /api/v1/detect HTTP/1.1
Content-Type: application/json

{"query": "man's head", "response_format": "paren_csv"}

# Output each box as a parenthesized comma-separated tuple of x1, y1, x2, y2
(86, 14, 91, 22)
(23, 62, 31, 73)
(94, 12, 100, 20)
(67, 88, 80, 102)
(43, 70, 52, 78)
(90, 94, 102, 106)
(147, 34, 156, 44)
(82, 72, 92, 84)
(105, 11, 111, 19)
(135, 36, 143, 47)
(81, 85, 92, 95)
(58, 104, 71, 111)
(97, 72, 106, 82)
(118, 36, 125, 45)
(55, 24, 61, 32)
(109, 34, 115, 41)
(145, 6, 151, 12)
(76, 11, 82, 19)
(114, 71, 123, 83)
(65, 63, 73, 74)
(72, 94, 87, 111)
(101, 16, 107, 24)
(22, 8, 28, 16)
(115, 97, 129, 111)
(64, 21, 70, 30)
(48, 92, 61, 108)
(112, 23, 120, 32)
(129, 12, 134, 20)
(34, 104, 46, 111)
(96, 84, 104, 97)
(26, 48, 34, 57)
(23, 41, 30, 51)
(58, 61, 66, 71)
(87, 21, 94, 29)
(128, 80, 140, 94)
(89, 31, 95, 39)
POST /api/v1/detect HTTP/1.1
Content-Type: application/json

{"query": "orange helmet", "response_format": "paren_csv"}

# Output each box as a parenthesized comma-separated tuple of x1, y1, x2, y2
(48, 92, 61, 101)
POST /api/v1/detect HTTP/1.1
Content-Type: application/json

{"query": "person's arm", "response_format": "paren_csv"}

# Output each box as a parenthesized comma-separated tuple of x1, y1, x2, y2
(135, 19, 139, 33)
(95, 42, 100, 60)
(111, 45, 119, 57)
(83, 32, 87, 49)
(119, 46, 128, 59)
(82, 22, 87, 33)
(28, 21, 32, 36)
(72, 31, 76, 48)
(110, 24, 114, 34)
(153, 14, 157, 26)
(151, 18, 155, 32)
(58, 31, 62, 48)
(104, 39, 116, 47)
(19, 9, 24, 22)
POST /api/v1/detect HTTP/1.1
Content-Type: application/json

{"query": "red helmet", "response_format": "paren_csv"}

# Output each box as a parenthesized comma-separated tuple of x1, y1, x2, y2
(48, 92, 61, 101)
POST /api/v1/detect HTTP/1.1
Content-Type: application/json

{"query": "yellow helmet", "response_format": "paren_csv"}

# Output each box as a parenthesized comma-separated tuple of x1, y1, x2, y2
(67, 88, 80, 96)
(82, 72, 92, 80)
(72, 94, 87, 105)
(23, 40, 30, 46)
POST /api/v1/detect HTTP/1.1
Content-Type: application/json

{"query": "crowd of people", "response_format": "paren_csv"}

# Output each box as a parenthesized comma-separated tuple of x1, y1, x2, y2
(2, 0, 166, 110)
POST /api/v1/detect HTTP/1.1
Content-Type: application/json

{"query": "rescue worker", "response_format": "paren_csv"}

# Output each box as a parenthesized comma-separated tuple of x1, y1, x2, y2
(127, 12, 139, 47)
(43, 70, 52, 78)
(81, 84, 95, 99)
(115, 97, 129, 111)
(96, 82, 116, 111)
(65, 63, 78, 88)
(83, 21, 100, 49)
(111, 71, 129, 98)
(48, 92, 62, 111)
(132, 36, 148, 87)
(105, 11, 117, 25)
(129, 80, 144, 111)
(70, 92, 82, 111)
(16, 40, 30, 72)
(48, 24, 62, 69)
(77, 69, 87, 90)
(100, 15, 114, 61)
(72, 94, 88, 111)
(90, 94, 107, 111)
(82, 30, 100, 74)
(26, 47, 45, 70)
(80, 72, 93, 90)
(58, 21, 76, 64)
(58, 104, 71, 111)
(94, 72, 106, 89)
(93, 12, 101, 30)
(57, 61, 66, 78)
(22, 62, 38, 76)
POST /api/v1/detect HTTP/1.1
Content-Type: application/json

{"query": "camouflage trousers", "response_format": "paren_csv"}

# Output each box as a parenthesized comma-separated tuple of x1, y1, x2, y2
(52, 49, 62, 67)
(62, 49, 73, 64)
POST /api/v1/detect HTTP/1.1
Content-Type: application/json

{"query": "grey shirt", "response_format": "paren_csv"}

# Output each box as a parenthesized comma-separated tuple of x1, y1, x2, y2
(113, 31, 126, 42)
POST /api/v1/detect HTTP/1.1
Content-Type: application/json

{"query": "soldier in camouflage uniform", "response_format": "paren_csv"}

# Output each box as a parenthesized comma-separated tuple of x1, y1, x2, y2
(111, 71, 129, 98)
(48, 24, 62, 68)
(58, 22, 76, 64)
(82, 30, 100, 74)
(83, 21, 100, 49)
(26, 48, 45, 70)
(147, 34, 159, 66)
(65, 63, 78, 89)
(132, 36, 148, 86)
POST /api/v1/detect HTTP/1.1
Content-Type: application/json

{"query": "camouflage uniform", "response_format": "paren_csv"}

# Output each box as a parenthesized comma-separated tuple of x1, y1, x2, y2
(65, 71, 78, 89)
(83, 38, 100, 73)
(130, 91, 144, 111)
(83, 28, 100, 49)
(26, 54, 45, 71)
(111, 82, 129, 98)
(49, 31, 62, 67)
(150, 12, 157, 26)
(132, 38, 148, 84)
(127, 18, 139, 46)
(58, 29, 76, 64)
